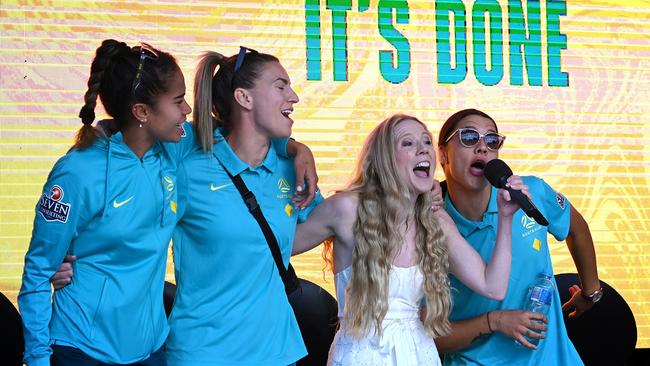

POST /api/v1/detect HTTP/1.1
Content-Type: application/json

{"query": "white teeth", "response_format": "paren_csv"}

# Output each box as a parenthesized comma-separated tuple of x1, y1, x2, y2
(281, 109, 292, 116)
(415, 161, 430, 168)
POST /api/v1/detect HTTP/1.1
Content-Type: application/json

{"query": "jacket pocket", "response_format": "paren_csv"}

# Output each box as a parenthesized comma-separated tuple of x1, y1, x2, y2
(89, 276, 108, 340)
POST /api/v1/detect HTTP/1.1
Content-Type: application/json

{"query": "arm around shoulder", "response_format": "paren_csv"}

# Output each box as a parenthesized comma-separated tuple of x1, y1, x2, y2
(293, 192, 355, 256)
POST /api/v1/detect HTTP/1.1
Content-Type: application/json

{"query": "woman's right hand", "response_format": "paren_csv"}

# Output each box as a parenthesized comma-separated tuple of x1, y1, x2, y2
(491, 309, 548, 349)
(496, 175, 529, 218)
(51, 255, 76, 290)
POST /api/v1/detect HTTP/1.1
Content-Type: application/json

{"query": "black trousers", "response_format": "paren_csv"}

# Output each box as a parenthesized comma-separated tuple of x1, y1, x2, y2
(51, 345, 166, 366)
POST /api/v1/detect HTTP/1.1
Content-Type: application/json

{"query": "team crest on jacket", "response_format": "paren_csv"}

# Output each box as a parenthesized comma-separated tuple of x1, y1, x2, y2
(278, 178, 291, 193)
(556, 192, 566, 209)
(162, 176, 175, 196)
(38, 185, 71, 223)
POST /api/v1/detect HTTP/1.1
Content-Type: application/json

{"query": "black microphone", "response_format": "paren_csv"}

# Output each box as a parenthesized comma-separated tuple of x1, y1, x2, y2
(484, 159, 549, 226)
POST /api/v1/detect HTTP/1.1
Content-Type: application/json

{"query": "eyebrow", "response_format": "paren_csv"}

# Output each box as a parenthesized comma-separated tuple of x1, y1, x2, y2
(397, 131, 431, 139)
(274, 77, 290, 85)
(173, 93, 186, 99)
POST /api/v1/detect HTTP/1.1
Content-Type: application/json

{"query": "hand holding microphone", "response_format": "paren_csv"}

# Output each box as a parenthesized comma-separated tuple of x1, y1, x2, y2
(484, 159, 549, 226)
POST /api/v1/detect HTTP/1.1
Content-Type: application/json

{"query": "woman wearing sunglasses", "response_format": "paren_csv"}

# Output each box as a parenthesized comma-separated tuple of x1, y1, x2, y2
(434, 109, 599, 365)
(291, 114, 528, 365)
(19, 39, 192, 365)
(163, 48, 322, 366)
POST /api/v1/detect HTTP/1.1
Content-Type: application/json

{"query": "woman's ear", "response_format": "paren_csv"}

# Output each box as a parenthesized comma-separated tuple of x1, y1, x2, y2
(131, 103, 149, 125)
(233, 88, 253, 111)
(438, 147, 448, 166)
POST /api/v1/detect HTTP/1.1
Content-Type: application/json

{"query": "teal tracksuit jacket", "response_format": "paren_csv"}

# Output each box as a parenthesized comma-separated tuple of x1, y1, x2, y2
(19, 131, 180, 366)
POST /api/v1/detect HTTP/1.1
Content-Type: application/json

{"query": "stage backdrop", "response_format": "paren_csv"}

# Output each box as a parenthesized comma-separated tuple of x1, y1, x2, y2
(1, 0, 649, 347)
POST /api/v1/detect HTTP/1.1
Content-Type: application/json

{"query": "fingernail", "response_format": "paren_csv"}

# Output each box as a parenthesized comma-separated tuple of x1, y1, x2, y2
(296, 186, 303, 192)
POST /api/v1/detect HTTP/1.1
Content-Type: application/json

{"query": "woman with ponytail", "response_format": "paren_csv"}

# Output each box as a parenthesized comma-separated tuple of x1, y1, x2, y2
(163, 48, 322, 366)
(291, 114, 528, 365)
(19, 39, 192, 366)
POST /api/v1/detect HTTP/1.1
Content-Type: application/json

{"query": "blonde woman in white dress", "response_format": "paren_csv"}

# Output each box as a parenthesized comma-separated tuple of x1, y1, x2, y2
(293, 114, 528, 365)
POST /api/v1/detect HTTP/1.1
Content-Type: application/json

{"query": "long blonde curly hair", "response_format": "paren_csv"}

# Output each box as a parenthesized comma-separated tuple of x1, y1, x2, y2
(326, 114, 452, 338)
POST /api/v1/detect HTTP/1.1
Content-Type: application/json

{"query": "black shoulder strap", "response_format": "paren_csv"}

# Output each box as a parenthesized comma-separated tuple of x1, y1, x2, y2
(225, 168, 299, 294)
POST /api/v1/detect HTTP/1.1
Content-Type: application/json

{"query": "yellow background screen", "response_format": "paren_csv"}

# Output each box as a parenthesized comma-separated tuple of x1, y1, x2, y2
(1, 0, 649, 347)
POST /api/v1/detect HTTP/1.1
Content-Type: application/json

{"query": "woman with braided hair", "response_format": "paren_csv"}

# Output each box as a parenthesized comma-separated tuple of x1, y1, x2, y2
(44, 46, 321, 365)
(18, 39, 192, 366)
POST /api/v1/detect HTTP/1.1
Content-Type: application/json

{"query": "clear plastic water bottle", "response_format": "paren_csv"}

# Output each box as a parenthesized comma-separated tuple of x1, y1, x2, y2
(521, 268, 554, 346)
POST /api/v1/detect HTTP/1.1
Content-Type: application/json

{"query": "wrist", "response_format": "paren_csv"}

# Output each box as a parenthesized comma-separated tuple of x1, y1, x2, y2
(486, 311, 494, 333)
(581, 286, 603, 303)
(581, 279, 601, 295)
(497, 211, 514, 221)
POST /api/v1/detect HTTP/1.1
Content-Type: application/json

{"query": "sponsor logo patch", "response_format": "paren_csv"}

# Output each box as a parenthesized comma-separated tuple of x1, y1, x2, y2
(38, 185, 71, 223)
(556, 192, 566, 209)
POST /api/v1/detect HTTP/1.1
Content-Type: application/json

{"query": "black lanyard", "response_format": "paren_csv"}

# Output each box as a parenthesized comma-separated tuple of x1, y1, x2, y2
(222, 163, 300, 295)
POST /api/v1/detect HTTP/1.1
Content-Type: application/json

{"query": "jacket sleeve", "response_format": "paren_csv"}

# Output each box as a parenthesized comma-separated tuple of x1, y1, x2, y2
(535, 177, 572, 241)
(175, 121, 196, 161)
(18, 157, 89, 366)
(297, 190, 324, 223)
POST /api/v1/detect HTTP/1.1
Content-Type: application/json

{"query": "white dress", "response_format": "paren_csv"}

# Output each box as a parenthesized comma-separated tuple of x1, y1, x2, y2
(328, 265, 441, 366)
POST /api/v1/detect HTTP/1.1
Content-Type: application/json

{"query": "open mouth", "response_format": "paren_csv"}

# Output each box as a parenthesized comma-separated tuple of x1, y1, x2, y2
(413, 161, 430, 178)
(470, 159, 486, 176)
(281, 109, 293, 119)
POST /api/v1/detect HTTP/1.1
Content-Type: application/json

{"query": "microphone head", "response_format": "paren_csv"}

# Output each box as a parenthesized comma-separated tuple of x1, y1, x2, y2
(484, 159, 513, 188)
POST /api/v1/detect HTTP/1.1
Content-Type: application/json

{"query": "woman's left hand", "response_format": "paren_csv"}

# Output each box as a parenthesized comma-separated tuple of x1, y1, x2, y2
(496, 175, 529, 217)
(561, 284, 595, 318)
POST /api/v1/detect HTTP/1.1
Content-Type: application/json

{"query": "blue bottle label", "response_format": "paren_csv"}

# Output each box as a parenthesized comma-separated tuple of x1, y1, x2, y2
(530, 286, 553, 305)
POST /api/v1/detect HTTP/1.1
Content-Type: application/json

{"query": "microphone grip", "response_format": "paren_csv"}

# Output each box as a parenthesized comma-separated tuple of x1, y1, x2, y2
(505, 187, 549, 226)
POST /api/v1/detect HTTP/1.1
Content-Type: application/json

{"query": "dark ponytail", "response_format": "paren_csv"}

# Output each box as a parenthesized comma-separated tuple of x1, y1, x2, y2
(199, 51, 280, 147)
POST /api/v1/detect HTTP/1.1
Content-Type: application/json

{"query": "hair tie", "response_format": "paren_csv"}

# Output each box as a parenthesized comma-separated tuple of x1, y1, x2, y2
(79, 105, 95, 125)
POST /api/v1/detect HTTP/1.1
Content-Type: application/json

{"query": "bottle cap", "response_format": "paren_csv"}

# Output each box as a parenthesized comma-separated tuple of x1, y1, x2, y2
(542, 265, 553, 277)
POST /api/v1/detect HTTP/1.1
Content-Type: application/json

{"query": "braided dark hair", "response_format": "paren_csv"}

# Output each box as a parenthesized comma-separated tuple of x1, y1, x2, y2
(73, 39, 180, 149)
